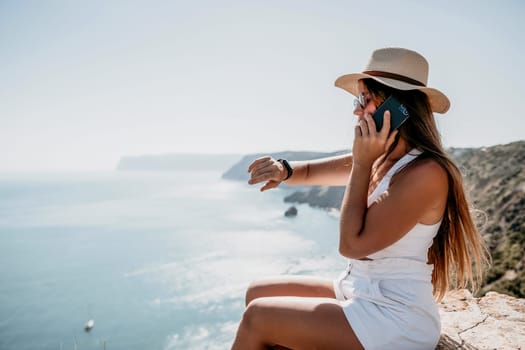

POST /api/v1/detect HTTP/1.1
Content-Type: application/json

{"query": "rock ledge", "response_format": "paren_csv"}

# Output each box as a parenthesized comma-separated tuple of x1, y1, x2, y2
(437, 289, 525, 349)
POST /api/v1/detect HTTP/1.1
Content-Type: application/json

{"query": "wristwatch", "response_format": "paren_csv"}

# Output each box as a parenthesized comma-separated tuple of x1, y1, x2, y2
(277, 159, 294, 181)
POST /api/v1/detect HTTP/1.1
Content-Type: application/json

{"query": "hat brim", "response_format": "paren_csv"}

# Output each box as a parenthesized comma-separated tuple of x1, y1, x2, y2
(334, 73, 450, 114)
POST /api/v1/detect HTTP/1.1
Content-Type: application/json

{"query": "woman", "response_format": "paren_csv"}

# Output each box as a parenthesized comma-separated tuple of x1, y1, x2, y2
(231, 47, 489, 349)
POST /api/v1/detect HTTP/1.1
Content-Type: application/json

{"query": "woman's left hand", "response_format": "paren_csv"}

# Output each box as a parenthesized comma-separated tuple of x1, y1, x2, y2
(352, 111, 398, 167)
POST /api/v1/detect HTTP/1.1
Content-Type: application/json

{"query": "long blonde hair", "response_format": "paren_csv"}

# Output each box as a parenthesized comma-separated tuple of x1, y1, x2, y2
(364, 79, 490, 301)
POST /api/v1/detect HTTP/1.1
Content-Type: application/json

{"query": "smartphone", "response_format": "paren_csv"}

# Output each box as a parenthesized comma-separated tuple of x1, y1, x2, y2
(372, 96, 410, 133)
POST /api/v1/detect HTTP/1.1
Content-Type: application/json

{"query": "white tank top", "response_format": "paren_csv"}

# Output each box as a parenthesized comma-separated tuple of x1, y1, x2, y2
(366, 149, 442, 262)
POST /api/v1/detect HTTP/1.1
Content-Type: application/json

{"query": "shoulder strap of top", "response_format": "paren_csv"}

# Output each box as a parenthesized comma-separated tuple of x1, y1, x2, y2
(367, 149, 423, 206)
(384, 149, 423, 179)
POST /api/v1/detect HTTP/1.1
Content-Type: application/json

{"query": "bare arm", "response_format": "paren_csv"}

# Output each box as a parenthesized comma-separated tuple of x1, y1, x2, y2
(337, 112, 448, 259)
(339, 159, 448, 259)
(247, 153, 353, 191)
(287, 154, 353, 186)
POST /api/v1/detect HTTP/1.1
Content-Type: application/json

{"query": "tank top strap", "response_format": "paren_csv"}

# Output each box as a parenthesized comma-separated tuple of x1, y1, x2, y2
(367, 149, 423, 206)
(384, 149, 423, 179)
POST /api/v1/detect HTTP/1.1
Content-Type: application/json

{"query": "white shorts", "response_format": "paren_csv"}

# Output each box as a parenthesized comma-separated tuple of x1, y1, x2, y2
(333, 258, 441, 350)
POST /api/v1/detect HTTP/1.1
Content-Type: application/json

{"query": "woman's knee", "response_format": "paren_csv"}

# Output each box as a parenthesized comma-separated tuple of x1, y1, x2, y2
(233, 299, 266, 348)
(239, 297, 268, 336)
(245, 279, 267, 306)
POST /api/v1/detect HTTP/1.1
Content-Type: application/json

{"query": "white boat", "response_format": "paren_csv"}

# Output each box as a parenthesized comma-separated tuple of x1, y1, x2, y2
(84, 319, 95, 332)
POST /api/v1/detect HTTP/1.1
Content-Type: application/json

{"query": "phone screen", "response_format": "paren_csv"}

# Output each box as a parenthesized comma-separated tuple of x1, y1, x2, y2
(372, 96, 410, 133)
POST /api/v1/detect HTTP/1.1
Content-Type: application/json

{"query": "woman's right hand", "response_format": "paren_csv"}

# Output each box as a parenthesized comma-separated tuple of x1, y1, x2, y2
(247, 156, 287, 192)
(353, 111, 397, 167)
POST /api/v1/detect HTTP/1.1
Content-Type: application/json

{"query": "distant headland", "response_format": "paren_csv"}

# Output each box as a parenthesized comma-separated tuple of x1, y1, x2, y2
(116, 153, 241, 172)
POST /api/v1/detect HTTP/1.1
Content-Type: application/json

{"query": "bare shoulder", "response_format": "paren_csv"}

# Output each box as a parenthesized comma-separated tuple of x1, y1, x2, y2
(389, 157, 449, 223)
(404, 157, 447, 179)
(391, 157, 449, 196)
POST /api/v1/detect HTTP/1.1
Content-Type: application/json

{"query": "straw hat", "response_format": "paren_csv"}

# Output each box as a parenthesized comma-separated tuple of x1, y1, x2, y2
(334, 47, 450, 113)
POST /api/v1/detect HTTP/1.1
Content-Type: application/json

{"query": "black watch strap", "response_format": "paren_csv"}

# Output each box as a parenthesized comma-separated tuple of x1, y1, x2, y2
(277, 159, 293, 181)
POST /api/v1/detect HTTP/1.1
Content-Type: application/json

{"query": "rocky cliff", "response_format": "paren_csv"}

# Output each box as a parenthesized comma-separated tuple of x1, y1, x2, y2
(437, 289, 525, 349)
(452, 141, 525, 299)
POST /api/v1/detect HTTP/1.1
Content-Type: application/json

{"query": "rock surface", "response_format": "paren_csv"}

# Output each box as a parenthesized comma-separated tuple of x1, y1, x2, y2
(437, 289, 525, 349)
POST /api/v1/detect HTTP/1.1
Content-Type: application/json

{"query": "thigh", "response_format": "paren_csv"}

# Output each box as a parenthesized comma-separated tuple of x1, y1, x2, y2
(244, 296, 364, 350)
(245, 275, 336, 305)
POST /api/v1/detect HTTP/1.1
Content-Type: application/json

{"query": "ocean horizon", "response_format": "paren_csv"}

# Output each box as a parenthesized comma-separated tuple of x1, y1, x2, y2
(0, 161, 344, 349)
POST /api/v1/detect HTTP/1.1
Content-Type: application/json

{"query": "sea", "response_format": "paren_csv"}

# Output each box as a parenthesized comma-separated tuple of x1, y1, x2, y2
(0, 157, 345, 350)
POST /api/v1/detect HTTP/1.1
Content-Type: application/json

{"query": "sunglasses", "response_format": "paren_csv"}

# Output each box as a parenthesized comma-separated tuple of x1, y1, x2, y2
(353, 92, 370, 109)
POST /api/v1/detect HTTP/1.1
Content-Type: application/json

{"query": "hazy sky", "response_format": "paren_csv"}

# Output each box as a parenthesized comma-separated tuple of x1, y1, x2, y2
(2, 0, 524, 171)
